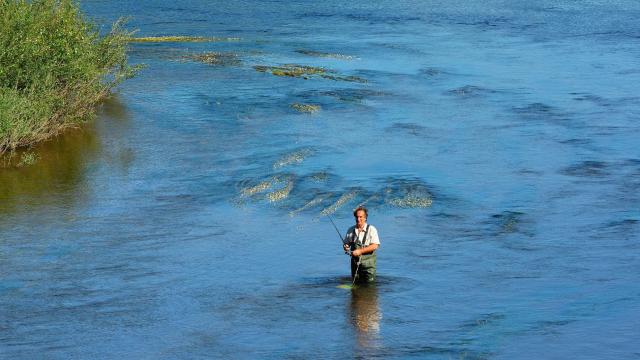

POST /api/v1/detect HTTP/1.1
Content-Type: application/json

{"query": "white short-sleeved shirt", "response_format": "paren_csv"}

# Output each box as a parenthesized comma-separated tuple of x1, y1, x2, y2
(343, 224, 380, 246)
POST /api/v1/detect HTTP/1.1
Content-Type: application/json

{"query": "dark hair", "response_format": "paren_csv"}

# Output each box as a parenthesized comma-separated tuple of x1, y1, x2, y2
(353, 206, 368, 218)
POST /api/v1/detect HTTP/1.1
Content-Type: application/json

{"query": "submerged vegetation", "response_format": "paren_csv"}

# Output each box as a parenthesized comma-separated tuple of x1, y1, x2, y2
(238, 174, 295, 203)
(254, 64, 367, 83)
(273, 148, 314, 169)
(266, 176, 294, 202)
(254, 64, 327, 78)
(182, 52, 241, 66)
(16, 152, 38, 167)
(129, 36, 240, 43)
(295, 49, 355, 60)
(291, 103, 321, 113)
(0, 0, 139, 155)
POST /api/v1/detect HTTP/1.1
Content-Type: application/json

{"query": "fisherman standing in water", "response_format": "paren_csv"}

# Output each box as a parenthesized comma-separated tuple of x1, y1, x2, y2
(343, 206, 380, 283)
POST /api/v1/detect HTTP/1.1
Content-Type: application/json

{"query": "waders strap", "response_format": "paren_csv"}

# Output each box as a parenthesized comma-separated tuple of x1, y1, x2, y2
(351, 225, 370, 285)
(352, 225, 370, 248)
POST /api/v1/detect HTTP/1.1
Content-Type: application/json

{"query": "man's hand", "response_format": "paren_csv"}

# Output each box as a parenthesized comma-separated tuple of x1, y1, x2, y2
(351, 244, 377, 257)
(343, 244, 350, 253)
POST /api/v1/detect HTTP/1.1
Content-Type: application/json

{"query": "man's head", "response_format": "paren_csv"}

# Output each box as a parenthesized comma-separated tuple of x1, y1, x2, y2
(353, 206, 368, 228)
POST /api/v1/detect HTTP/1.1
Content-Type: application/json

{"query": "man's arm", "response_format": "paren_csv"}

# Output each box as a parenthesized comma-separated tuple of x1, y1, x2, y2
(352, 226, 380, 256)
(351, 243, 379, 257)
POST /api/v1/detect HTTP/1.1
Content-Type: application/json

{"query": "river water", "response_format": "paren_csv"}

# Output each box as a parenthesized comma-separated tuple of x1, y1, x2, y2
(1, 1, 639, 358)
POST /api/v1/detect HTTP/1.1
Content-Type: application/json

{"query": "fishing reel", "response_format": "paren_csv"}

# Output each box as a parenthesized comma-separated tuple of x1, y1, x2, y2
(343, 242, 353, 256)
(344, 241, 362, 257)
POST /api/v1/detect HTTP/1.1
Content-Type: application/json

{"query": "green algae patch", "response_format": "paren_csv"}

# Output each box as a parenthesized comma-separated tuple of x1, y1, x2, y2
(240, 178, 274, 197)
(254, 64, 327, 79)
(182, 52, 240, 66)
(16, 152, 39, 167)
(254, 64, 366, 82)
(273, 148, 314, 169)
(320, 74, 367, 83)
(388, 188, 433, 208)
(129, 36, 241, 43)
(288, 194, 329, 217)
(320, 190, 358, 216)
(266, 177, 294, 202)
(291, 103, 321, 113)
(389, 195, 433, 208)
(295, 49, 355, 60)
(238, 174, 295, 203)
(309, 171, 329, 182)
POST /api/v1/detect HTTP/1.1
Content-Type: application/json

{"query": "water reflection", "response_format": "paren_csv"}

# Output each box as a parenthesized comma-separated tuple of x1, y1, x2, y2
(0, 125, 100, 214)
(348, 284, 382, 351)
(0, 95, 131, 216)
(99, 94, 130, 122)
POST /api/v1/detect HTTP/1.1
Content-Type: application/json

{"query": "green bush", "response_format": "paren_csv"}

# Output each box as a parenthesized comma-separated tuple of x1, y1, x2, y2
(0, 0, 138, 154)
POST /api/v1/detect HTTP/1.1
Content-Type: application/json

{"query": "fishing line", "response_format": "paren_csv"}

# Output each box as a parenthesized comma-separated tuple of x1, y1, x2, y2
(327, 214, 345, 243)
(327, 214, 358, 287)
(327, 214, 363, 287)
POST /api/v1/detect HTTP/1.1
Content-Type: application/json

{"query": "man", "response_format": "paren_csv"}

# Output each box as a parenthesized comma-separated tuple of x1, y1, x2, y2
(342, 206, 380, 283)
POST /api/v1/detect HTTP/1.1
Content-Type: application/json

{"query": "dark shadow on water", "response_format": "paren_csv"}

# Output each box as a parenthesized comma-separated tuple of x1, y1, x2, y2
(561, 160, 610, 177)
(446, 85, 498, 98)
(301, 275, 417, 294)
(0, 125, 101, 215)
(98, 94, 131, 122)
(0, 95, 134, 216)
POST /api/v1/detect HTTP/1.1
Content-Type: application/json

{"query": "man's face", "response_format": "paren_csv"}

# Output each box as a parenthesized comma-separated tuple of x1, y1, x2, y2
(355, 210, 367, 228)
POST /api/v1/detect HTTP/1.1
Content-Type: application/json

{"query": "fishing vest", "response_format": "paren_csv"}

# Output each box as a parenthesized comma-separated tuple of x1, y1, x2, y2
(350, 225, 376, 268)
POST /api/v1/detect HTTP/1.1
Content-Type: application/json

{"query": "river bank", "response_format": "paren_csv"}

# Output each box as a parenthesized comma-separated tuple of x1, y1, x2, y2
(0, 0, 136, 160)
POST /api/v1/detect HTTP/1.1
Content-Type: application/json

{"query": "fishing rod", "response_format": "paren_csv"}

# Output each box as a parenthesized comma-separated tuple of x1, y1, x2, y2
(327, 214, 344, 242)
(328, 214, 361, 286)
(327, 214, 350, 255)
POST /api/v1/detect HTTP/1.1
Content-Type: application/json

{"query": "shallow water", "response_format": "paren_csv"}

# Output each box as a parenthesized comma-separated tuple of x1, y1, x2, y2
(1, 1, 639, 358)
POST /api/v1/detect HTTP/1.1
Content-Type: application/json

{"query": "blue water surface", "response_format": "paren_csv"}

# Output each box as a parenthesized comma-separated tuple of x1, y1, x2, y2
(1, 1, 639, 358)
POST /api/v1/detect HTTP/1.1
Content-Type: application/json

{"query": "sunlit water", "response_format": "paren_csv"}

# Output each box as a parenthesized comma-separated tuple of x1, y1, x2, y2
(1, 1, 639, 358)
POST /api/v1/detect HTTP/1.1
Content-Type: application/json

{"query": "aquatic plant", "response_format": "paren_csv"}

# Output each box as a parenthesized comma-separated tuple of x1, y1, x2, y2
(240, 178, 275, 197)
(379, 179, 434, 208)
(489, 211, 530, 236)
(308, 171, 329, 182)
(266, 178, 294, 202)
(254, 64, 366, 83)
(273, 148, 314, 169)
(291, 103, 321, 113)
(182, 52, 241, 66)
(319, 74, 367, 83)
(129, 36, 240, 43)
(16, 152, 38, 167)
(388, 192, 433, 208)
(0, 0, 139, 155)
(320, 191, 358, 216)
(317, 89, 384, 102)
(295, 49, 355, 60)
(289, 194, 329, 217)
(254, 64, 327, 79)
(357, 193, 381, 208)
(447, 85, 494, 97)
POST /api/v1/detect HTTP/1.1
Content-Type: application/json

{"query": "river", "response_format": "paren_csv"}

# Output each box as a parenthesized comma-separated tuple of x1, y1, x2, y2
(1, 1, 639, 358)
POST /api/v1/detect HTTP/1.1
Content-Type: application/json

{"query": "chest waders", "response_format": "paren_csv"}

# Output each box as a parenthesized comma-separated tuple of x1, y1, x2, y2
(350, 225, 376, 283)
